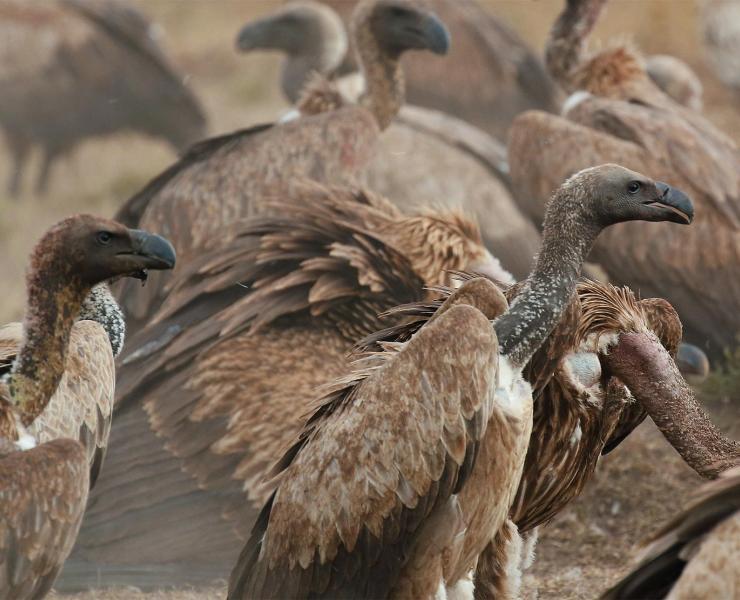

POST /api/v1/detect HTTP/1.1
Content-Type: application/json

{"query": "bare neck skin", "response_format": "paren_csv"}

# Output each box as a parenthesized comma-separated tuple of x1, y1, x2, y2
(352, 16, 404, 130)
(494, 184, 600, 369)
(9, 264, 90, 426)
(546, 0, 608, 90)
(604, 332, 740, 479)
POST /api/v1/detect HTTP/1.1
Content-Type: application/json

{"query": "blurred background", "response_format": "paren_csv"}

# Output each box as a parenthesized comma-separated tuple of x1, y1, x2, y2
(1, 0, 737, 325)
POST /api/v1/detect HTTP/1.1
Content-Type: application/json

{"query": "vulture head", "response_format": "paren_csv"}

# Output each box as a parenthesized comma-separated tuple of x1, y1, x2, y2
(561, 164, 694, 229)
(30, 214, 176, 287)
(646, 54, 704, 111)
(355, 0, 450, 59)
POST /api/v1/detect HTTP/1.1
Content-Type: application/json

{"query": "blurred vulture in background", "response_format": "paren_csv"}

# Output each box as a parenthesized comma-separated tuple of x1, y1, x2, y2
(235, 1, 539, 278)
(645, 55, 703, 111)
(113, 0, 451, 337)
(508, 0, 740, 355)
(0, 0, 206, 196)
(702, 0, 740, 97)
(61, 182, 500, 589)
(318, 0, 560, 139)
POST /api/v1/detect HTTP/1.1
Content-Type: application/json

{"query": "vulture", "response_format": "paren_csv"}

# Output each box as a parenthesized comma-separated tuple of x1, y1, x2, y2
(0, 214, 175, 598)
(0, 0, 206, 196)
(603, 466, 740, 600)
(235, 1, 539, 279)
(645, 55, 703, 111)
(508, 0, 740, 355)
(60, 182, 505, 590)
(113, 0, 451, 336)
(226, 165, 694, 599)
(702, 0, 740, 96)
(317, 0, 560, 139)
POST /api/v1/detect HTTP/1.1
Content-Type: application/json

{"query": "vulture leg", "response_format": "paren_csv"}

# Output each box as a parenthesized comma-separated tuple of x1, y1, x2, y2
(35, 147, 59, 196)
(6, 134, 30, 198)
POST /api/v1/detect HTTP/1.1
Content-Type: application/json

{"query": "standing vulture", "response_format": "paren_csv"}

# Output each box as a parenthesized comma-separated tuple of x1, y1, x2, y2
(235, 1, 539, 279)
(227, 165, 694, 599)
(0, 214, 175, 598)
(318, 0, 560, 139)
(602, 466, 740, 600)
(0, 0, 206, 196)
(60, 182, 505, 590)
(508, 0, 740, 355)
(113, 0, 451, 336)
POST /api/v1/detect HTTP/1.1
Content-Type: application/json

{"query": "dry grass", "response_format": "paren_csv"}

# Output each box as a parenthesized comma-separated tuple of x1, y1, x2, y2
(1, 1, 737, 598)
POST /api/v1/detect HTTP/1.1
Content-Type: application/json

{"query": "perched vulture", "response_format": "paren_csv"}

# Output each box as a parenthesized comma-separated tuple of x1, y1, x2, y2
(235, 1, 538, 279)
(508, 0, 740, 355)
(603, 466, 740, 600)
(226, 165, 694, 599)
(0, 215, 175, 598)
(0, 0, 206, 196)
(114, 0, 451, 336)
(318, 0, 560, 139)
(60, 182, 504, 590)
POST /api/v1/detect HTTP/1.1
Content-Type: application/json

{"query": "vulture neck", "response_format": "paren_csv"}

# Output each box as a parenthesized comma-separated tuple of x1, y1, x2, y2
(546, 0, 608, 91)
(281, 33, 347, 103)
(9, 264, 90, 426)
(604, 332, 740, 479)
(78, 283, 126, 357)
(353, 24, 404, 130)
(494, 184, 600, 370)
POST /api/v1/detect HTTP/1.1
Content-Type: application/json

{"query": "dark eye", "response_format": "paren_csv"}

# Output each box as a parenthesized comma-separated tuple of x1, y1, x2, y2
(96, 231, 113, 246)
(390, 6, 411, 18)
(627, 181, 641, 194)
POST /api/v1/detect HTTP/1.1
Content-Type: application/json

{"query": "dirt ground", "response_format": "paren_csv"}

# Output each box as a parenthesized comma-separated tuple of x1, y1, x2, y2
(1, 1, 738, 598)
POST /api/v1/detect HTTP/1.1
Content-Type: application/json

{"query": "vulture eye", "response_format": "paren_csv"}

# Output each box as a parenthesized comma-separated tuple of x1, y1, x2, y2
(96, 231, 113, 246)
(627, 181, 642, 194)
(390, 6, 412, 18)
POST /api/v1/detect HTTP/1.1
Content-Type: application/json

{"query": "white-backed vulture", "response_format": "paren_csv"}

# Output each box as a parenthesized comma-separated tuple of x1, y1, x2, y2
(226, 165, 694, 599)
(113, 0, 451, 337)
(0, 0, 206, 196)
(0, 214, 175, 598)
(318, 0, 560, 139)
(235, 1, 538, 280)
(603, 466, 740, 600)
(508, 0, 740, 356)
(60, 182, 504, 590)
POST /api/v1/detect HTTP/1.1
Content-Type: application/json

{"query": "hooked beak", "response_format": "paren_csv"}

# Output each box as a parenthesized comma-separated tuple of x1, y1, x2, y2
(646, 182, 694, 224)
(123, 230, 177, 281)
(417, 13, 450, 55)
(676, 342, 710, 383)
(235, 20, 271, 52)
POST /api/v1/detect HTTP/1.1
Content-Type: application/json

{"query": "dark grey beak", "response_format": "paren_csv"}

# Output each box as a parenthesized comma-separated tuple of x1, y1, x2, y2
(235, 20, 271, 52)
(676, 342, 710, 383)
(651, 182, 694, 224)
(419, 14, 450, 55)
(129, 230, 177, 270)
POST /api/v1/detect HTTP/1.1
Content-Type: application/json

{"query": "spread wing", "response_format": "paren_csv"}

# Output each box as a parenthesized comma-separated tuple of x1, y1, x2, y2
(0, 321, 114, 487)
(0, 439, 89, 599)
(228, 303, 500, 599)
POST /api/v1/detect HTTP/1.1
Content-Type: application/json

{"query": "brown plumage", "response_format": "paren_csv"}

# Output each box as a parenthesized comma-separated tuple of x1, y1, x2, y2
(61, 181, 497, 590)
(236, 1, 539, 279)
(319, 0, 560, 139)
(113, 0, 450, 337)
(227, 165, 694, 599)
(602, 466, 740, 599)
(0, 0, 206, 197)
(508, 0, 740, 355)
(0, 215, 175, 599)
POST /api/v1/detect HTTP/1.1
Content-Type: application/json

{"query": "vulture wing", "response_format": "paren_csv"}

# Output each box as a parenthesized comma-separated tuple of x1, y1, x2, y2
(228, 302, 500, 599)
(0, 321, 114, 487)
(0, 439, 89, 599)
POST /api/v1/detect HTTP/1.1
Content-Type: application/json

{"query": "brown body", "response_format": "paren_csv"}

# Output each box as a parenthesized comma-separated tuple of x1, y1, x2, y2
(320, 0, 559, 139)
(0, 215, 175, 599)
(62, 183, 495, 590)
(508, 0, 740, 354)
(0, 0, 205, 196)
(603, 467, 740, 599)
(114, 0, 450, 337)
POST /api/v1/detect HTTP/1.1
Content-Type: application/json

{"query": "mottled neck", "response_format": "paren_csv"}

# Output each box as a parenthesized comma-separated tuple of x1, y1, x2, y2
(545, 0, 608, 90)
(494, 189, 600, 369)
(78, 283, 126, 357)
(9, 268, 89, 425)
(355, 29, 404, 130)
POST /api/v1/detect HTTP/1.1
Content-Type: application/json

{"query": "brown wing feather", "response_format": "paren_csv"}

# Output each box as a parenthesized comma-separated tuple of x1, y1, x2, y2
(228, 302, 500, 599)
(0, 439, 89, 599)
(0, 321, 113, 487)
